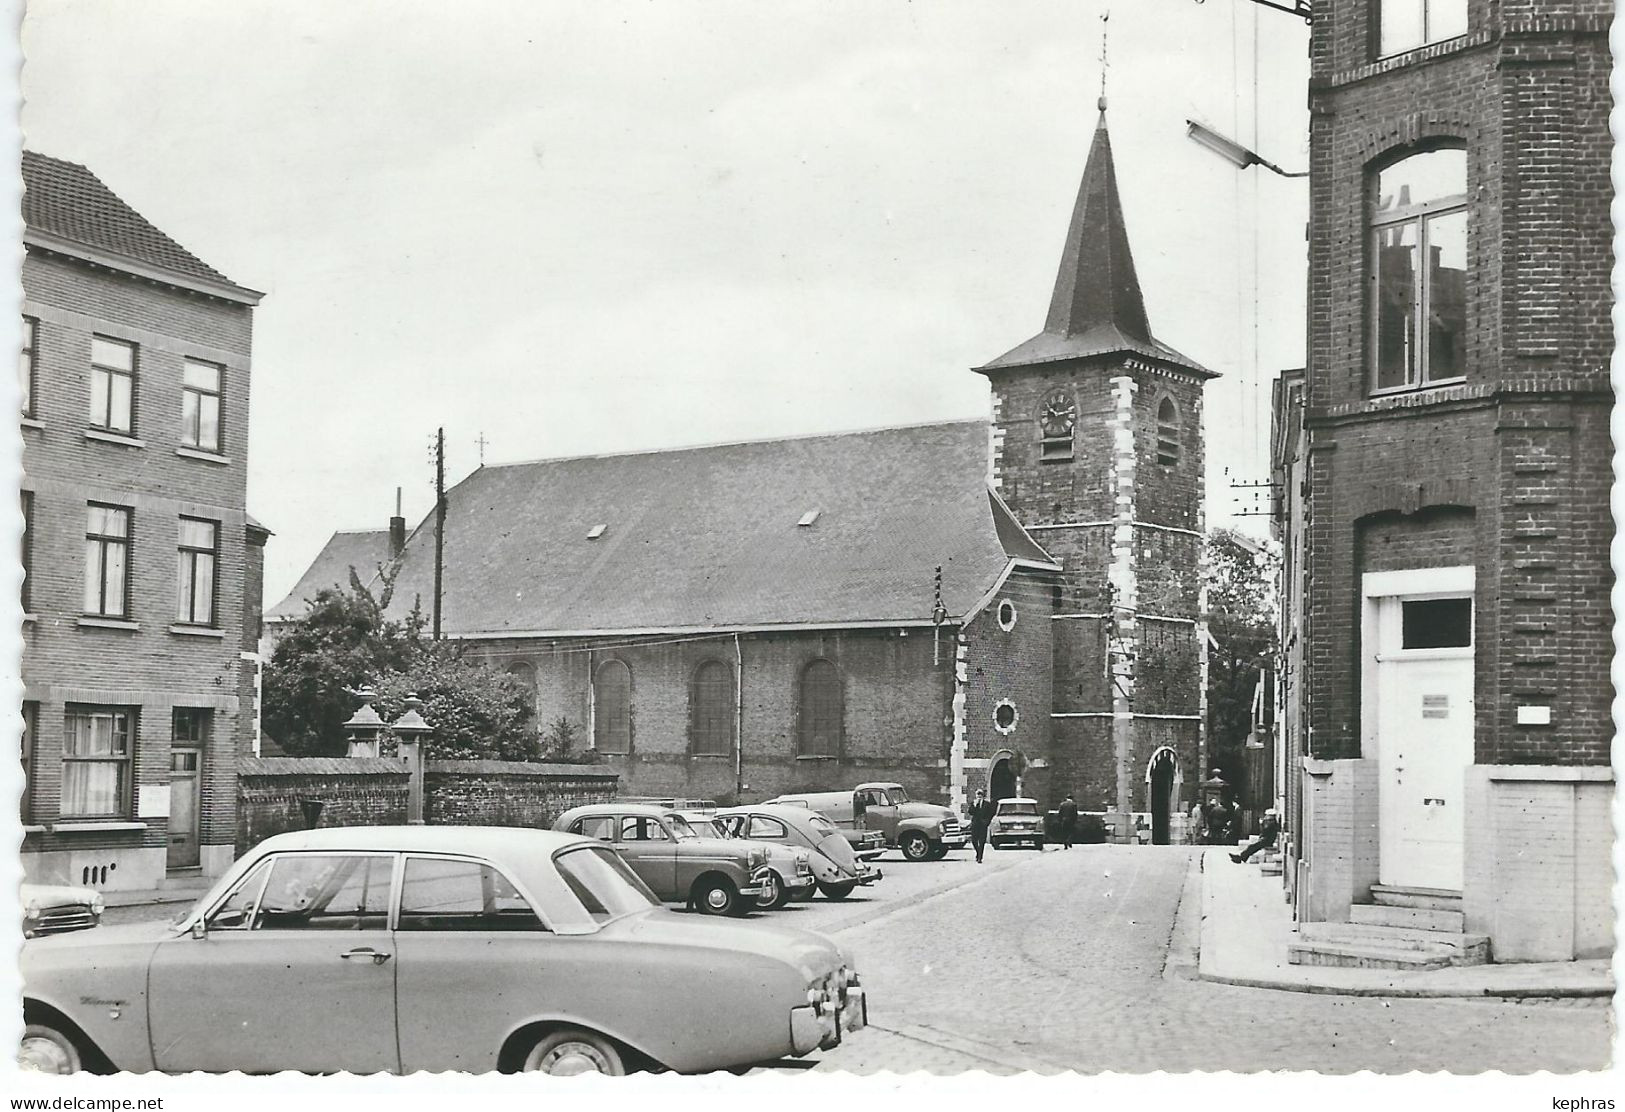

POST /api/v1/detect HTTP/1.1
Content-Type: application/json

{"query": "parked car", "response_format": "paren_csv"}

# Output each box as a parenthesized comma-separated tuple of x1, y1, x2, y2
(989, 798, 1045, 850)
(766, 782, 968, 862)
(20, 882, 104, 939)
(18, 826, 867, 1075)
(553, 804, 772, 917)
(676, 811, 816, 910)
(714, 804, 883, 901)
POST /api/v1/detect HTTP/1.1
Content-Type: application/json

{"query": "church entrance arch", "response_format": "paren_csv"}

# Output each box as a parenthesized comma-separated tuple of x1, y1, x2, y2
(988, 752, 1018, 804)
(1146, 747, 1178, 846)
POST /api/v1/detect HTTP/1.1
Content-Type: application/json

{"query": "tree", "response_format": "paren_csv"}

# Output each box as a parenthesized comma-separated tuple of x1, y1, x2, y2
(1202, 528, 1281, 793)
(262, 572, 537, 759)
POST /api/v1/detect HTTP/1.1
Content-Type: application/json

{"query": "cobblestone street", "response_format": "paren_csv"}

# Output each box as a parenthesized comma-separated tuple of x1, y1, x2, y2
(794, 845, 1613, 1074)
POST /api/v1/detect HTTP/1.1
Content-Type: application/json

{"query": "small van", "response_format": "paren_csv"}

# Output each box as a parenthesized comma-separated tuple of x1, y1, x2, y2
(765, 782, 968, 862)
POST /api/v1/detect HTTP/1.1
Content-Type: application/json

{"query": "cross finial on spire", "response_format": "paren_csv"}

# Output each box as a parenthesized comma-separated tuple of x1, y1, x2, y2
(1098, 10, 1109, 114)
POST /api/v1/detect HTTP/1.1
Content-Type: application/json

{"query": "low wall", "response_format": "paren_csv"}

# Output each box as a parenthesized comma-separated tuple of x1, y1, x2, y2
(425, 760, 619, 830)
(236, 757, 620, 855)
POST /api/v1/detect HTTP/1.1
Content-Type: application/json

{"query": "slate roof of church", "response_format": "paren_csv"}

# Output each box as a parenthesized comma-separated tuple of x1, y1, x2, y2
(976, 109, 1215, 378)
(22, 151, 259, 298)
(279, 420, 1056, 637)
(266, 529, 395, 622)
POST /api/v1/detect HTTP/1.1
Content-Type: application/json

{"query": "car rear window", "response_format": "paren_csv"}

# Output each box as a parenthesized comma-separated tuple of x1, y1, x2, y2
(998, 803, 1040, 816)
(554, 845, 661, 924)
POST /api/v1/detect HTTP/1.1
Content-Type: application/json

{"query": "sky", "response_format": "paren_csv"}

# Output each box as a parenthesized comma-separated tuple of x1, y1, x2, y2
(18, 0, 1312, 606)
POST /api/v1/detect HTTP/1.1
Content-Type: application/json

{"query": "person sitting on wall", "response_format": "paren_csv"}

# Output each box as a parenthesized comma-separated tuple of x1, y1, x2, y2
(1231, 808, 1282, 863)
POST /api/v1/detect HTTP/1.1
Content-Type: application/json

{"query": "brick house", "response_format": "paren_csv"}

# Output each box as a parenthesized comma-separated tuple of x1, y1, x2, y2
(274, 107, 1212, 831)
(1277, 0, 1612, 961)
(20, 152, 267, 892)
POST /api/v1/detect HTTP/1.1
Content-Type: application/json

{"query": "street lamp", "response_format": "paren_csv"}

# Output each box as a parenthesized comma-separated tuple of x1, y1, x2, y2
(1186, 120, 1308, 178)
(343, 686, 386, 758)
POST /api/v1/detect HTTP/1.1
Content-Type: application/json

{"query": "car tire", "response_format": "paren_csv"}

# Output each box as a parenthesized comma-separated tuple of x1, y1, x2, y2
(693, 876, 743, 917)
(817, 881, 857, 900)
(900, 832, 932, 862)
(757, 872, 793, 911)
(18, 1024, 84, 1075)
(926, 845, 949, 861)
(521, 1028, 627, 1076)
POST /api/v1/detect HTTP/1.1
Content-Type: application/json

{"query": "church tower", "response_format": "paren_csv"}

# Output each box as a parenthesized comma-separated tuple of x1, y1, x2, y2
(974, 99, 1217, 843)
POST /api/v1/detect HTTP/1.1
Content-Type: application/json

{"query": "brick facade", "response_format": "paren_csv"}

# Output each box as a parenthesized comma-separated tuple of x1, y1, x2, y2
(20, 182, 264, 892)
(1285, 0, 1612, 956)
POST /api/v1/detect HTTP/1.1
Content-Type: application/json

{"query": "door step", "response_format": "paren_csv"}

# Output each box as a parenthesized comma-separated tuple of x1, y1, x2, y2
(1299, 922, 1489, 962)
(1287, 940, 1456, 971)
(1351, 902, 1465, 932)
(1370, 884, 1463, 912)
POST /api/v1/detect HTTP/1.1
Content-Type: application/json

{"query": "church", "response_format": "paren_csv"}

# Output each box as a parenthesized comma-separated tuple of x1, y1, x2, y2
(271, 102, 1216, 838)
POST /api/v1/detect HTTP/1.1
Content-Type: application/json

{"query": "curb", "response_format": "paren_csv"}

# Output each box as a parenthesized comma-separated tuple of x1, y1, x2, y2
(1160, 849, 1204, 982)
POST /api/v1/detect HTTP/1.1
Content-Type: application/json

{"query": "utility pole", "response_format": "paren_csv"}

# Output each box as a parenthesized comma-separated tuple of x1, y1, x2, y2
(433, 427, 446, 641)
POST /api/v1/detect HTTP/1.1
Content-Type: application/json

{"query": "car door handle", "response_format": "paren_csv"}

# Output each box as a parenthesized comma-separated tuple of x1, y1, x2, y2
(340, 947, 391, 965)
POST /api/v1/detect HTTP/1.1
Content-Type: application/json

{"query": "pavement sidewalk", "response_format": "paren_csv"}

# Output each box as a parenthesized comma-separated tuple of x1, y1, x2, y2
(1193, 846, 1615, 998)
(101, 876, 214, 909)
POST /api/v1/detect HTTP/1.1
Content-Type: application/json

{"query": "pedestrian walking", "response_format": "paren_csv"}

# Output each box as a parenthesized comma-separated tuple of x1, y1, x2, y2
(1231, 808, 1282, 863)
(968, 789, 996, 863)
(1056, 793, 1079, 849)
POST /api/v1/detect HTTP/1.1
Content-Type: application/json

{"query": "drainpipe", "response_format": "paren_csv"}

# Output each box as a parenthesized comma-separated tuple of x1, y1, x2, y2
(734, 633, 744, 801)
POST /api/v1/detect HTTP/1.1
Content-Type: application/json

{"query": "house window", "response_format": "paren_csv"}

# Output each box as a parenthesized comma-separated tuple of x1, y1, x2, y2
(174, 706, 210, 747)
(1379, 0, 1467, 58)
(181, 360, 223, 452)
(62, 704, 136, 818)
(1401, 597, 1472, 649)
(993, 699, 1019, 735)
(691, 659, 734, 756)
(176, 517, 219, 625)
(797, 659, 841, 757)
(1156, 397, 1181, 465)
(593, 659, 631, 754)
(20, 490, 33, 613)
(20, 317, 36, 418)
(89, 336, 136, 434)
(20, 700, 37, 822)
(84, 503, 131, 618)
(1371, 147, 1467, 392)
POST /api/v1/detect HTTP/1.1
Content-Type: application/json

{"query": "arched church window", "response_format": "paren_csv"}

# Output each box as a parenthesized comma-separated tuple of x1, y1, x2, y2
(690, 659, 734, 756)
(1039, 389, 1076, 462)
(593, 659, 632, 754)
(1156, 397, 1181, 466)
(797, 659, 842, 757)
(1370, 146, 1467, 392)
(505, 661, 537, 718)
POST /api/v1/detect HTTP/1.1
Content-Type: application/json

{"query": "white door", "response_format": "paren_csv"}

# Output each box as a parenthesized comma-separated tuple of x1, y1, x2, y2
(1369, 585, 1475, 890)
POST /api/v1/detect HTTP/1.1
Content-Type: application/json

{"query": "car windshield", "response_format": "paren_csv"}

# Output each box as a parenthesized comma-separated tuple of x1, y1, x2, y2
(887, 786, 910, 803)
(665, 815, 698, 840)
(1000, 802, 1040, 816)
(554, 845, 661, 923)
(687, 819, 724, 838)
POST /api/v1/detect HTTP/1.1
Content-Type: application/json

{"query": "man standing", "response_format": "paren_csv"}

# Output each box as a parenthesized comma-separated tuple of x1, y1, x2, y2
(1056, 793, 1079, 850)
(968, 789, 996, 863)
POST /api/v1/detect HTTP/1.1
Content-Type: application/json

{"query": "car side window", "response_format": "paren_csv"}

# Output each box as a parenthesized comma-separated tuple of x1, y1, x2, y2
(397, 856, 548, 932)
(717, 815, 743, 837)
(620, 816, 668, 842)
(254, 855, 394, 931)
(747, 816, 788, 840)
(205, 858, 273, 931)
(572, 815, 616, 842)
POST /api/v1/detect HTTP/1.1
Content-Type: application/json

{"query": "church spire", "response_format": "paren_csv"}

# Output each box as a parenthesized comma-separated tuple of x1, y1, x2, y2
(1042, 72, 1151, 344)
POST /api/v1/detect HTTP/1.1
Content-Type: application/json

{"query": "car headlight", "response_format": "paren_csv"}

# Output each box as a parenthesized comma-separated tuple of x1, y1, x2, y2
(21, 900, 40, 919)
(750, 848, 767, 869)
(89, 894, 105, 916)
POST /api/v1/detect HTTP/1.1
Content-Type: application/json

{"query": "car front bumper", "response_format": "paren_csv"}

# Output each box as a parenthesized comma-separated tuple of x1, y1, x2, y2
(939, 832, 969, 848)
(790, 987, 869, 1056)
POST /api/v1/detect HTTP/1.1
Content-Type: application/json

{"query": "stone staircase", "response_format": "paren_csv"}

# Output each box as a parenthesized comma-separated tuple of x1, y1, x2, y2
(1286, 885, 1491, 971)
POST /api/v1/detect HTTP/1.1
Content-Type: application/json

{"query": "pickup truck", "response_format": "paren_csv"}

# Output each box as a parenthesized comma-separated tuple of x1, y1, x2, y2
(765, 782, 968, 862)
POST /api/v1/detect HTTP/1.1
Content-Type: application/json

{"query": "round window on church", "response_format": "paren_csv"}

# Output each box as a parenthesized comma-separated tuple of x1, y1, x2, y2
(993, 699, 1019, 735)
(997, 599, 1017, 631)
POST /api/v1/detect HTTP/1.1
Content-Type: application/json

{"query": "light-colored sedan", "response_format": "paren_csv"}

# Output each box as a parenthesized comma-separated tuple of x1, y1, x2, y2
(677, 812, 817, 910)
(20, 882, 104, 939)
(715, 804, 882, 901)
(989, 798, 1046, 850)
(19, 826, 868, 1076)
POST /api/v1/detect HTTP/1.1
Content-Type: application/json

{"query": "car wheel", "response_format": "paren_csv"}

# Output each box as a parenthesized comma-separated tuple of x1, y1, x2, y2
(817, 881, 857, 900)
(754, 871, 782, 910)
(900, 832, 931, 862)
(18, 1024, 83, 1075)
(521, 1028, 626, 1076)
(694, 876, 742, 917)
(926, 845, 949, 861)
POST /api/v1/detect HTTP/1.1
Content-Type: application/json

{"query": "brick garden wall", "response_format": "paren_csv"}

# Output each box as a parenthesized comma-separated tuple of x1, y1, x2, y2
(424, 761, 618, 828)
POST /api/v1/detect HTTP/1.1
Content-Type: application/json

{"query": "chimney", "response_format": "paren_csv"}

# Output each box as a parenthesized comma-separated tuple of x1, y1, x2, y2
(389, 486, 406, 558)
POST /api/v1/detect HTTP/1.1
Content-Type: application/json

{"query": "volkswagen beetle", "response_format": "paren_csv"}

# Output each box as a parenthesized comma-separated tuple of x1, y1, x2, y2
(19, 826, 867, 1075)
